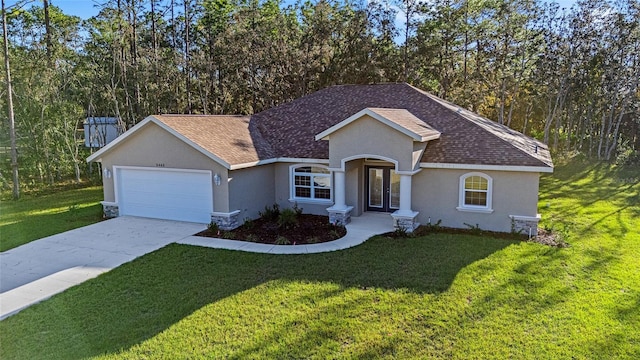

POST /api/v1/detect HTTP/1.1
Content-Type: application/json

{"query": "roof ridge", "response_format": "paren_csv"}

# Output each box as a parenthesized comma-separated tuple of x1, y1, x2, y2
(409, 86, 552, 168)
(158, 114, 250, 118)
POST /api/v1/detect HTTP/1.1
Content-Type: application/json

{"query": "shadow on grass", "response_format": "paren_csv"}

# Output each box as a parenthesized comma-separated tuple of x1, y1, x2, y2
(0, 234, 516, 359)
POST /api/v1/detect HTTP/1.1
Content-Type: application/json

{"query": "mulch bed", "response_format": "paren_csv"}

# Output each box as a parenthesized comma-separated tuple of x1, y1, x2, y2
(195, 214, 347, 245)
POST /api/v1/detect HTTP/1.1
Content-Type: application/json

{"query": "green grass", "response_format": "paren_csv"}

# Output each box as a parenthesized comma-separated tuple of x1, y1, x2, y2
(0, 160, 638, 359)
(0, 185, 104, 251)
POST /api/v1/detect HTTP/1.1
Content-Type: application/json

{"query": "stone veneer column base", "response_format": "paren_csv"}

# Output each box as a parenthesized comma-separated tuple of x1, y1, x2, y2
(101, 202, 119, 218)
(509, 214, 541, 236)
(327, 206, 354, 226)
(391, 210, 420, 232)
(211, 210, 242, 230)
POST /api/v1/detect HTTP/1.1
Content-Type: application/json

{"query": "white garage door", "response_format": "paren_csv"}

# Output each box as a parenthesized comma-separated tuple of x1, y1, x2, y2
(116, 167, 213, 223)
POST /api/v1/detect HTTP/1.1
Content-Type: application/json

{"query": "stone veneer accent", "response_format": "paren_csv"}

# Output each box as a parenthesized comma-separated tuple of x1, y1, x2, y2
(102, 202, 119, 218)
(391, 211, 420, 232)
(328, 206, 354, 226)
(211, 210, 241, 230)
(509, 214, 541, 236)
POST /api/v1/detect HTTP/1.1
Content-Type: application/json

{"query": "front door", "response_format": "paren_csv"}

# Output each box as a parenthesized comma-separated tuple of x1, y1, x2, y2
(366, 166, 400, 212)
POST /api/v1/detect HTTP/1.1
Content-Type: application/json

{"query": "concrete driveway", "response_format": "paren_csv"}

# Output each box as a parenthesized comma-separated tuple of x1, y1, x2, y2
(0, 216, 206, 320)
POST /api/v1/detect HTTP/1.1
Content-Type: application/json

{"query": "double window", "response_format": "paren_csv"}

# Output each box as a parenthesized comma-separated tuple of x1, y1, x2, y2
(290, 165, 332, 202)
(457, 172, 493, 213)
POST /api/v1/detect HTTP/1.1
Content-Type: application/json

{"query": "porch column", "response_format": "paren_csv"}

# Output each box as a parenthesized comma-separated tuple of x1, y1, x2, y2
(333, 170, 347, 210)
(327, 169, 353, 226)
(391, 173, 420, 231)
(398, 174, 412, 215)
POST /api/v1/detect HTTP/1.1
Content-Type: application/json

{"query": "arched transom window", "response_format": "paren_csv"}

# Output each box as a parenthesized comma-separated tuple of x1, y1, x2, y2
(290, 165, 332, 202)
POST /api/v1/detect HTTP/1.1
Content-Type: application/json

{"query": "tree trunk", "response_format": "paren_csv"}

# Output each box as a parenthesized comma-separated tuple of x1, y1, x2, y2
(43, 0, 53, 65)
(184, 0, 192, 113)
(2, 0, 19, 199)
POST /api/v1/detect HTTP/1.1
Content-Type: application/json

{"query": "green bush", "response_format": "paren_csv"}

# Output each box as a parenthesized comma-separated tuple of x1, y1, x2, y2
(243, 217, 254, 230)
(208, 222, 219, 234)
(259, 204, 280, 221)
(278, 208, 298, 229)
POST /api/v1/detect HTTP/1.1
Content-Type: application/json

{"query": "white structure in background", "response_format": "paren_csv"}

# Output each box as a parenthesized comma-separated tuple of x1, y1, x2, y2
(84, 117, 122, 148)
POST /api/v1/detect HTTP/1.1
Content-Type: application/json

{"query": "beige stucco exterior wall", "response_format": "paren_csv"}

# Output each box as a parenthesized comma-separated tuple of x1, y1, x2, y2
(228, 164, 276, 220)
(328, 115, 416, 172)
(411, 169, 540, 232)
(98, 122, 230, 213)
(274, 162, 334, 215)
(345, 159, 364, 216)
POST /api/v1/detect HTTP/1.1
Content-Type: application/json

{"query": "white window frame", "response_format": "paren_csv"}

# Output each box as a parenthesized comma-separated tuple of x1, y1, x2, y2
(289, 164, 333, 204)
(457, 172, 494, 213)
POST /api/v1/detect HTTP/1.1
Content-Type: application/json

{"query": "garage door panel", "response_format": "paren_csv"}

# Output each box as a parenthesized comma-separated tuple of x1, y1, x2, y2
(117, 167, 213, 223)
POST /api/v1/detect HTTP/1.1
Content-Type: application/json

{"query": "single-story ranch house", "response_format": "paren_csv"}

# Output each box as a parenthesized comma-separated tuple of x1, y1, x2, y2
(87, 83, 553, 234)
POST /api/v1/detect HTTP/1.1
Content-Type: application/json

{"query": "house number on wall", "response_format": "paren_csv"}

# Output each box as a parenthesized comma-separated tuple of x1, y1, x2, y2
(156, 163, 165, 167)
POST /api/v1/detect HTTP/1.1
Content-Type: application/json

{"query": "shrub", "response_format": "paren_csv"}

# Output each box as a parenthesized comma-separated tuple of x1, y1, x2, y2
(208, 222, 219, 233)
(245, 234, 259, 243)
(274, 235, 290, 245)
(278, 208, 298, 229)
(259, 204, 280, 221)
(393, 225, 410, 238)
(222, 231, 236, 240)
(243, 217, 254, 230)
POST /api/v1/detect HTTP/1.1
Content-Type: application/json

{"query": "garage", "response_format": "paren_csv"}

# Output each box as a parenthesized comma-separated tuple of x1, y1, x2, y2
(115, 166, 213, 223)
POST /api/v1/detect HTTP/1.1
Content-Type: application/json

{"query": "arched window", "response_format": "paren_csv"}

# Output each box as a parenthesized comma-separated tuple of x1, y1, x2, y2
(457, 172, 493, 213)
(290, 165, 332, 203)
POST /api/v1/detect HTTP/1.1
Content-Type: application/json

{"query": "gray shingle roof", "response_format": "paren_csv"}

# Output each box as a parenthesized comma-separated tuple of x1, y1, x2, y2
(367, 108, 441, 140)
(152, 83, 552, 169)
(251, 83, 553, 168)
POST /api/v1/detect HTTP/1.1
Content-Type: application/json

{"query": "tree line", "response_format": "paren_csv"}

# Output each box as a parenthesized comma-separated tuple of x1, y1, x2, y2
(1, 0, 639, 198)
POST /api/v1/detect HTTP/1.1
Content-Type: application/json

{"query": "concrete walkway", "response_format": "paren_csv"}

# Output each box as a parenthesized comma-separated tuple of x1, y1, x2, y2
(178, 212, 394, 253)
(1, 212, 394, 320)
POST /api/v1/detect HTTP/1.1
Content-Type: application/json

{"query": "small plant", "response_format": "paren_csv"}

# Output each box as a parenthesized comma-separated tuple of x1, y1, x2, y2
(245, 234, 260, 242)
(463, 223, 483, 235)
(425, 219, 442, 230)
(222, 231, 236, 240)
(208, 221, 220, 234)
(278, 208, 298, 229)
(243, 217, 254, 230)
(307, 236, 320, 244)
(274, 235, 290, 245)
(393, 225, 410, 238)
(292, 202, 304, 216)
(259, 204, 280, 221)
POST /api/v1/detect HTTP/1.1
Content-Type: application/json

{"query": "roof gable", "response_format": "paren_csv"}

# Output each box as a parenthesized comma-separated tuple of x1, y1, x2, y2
(315, 108, 441, 142)
(86, 115, 260, 169)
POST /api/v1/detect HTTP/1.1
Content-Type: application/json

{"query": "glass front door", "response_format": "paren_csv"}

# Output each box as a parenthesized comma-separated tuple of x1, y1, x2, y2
(366, 166, 400, 212)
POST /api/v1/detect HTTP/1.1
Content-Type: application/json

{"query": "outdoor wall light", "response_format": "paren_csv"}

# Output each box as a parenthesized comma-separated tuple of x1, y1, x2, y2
(103, 168, 112, 179)
(213, 173, 221, 186)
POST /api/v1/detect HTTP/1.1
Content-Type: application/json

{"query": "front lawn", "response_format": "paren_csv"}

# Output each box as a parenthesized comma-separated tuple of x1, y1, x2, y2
(0, 185, 103, 251)
(0, 160, 638, 359)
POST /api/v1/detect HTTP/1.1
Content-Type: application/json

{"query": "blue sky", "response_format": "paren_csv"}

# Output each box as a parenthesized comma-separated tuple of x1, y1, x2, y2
(7, 0, 579, 20)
